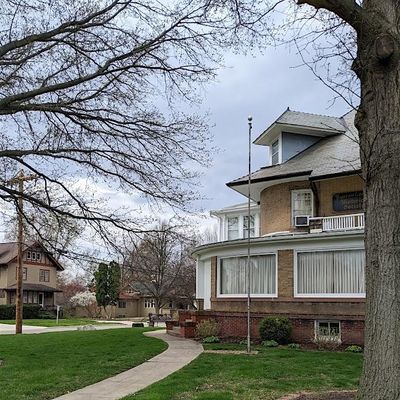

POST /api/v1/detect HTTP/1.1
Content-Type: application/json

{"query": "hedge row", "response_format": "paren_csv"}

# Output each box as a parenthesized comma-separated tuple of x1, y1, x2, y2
(0, 304, 41, 319)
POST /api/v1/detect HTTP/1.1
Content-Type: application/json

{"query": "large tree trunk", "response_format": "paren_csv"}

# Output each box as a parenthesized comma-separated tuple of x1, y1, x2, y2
(354, 2, 400, 397)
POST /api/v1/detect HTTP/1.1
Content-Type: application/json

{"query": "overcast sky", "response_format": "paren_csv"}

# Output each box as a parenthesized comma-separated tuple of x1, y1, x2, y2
(195, 46, 350, 215)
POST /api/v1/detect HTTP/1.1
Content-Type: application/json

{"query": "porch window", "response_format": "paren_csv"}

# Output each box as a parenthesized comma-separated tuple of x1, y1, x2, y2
(219, 254, 276, 296)
(271, 139, 279, 165)
(243, 215, 255, 238)
(23, 291, 28, 303)
(296, 249, 365, 296)
(292, 190, 313, 224)
(118, 301, 126, 309)
(33, 292, 38, 303)
(227, 217, 239, 240)
(39, 269, 50, 282)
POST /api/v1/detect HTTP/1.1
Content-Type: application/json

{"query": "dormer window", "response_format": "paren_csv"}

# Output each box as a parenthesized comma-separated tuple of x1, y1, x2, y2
(271, 139, 280, 165)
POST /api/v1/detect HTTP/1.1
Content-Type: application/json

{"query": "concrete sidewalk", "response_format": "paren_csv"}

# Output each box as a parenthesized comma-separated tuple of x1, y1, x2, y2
(53, 330, 203, 400)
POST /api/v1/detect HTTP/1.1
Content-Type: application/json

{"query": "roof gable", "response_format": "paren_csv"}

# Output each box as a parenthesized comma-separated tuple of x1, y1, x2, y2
(0, 241, 64, 270)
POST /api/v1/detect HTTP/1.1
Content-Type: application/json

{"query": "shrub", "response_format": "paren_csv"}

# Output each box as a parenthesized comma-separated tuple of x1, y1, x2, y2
(259, 316, 292, 344)
(38, 310, 56, 319)
(263, 340, 278, 347)
(23, 305, 41, 319)
(345, 345, 363, 353)
(0, 304, 41, 319)
(202, 336, 220, 343)
(0, 305, 15, 319)
(313, 335, 341, 351)
(195, 319, 219, 339)
(288, 343, 301, 350)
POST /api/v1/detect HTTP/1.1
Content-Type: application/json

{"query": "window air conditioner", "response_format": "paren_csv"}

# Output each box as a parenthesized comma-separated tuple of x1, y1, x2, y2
(295, 215, 310, 227)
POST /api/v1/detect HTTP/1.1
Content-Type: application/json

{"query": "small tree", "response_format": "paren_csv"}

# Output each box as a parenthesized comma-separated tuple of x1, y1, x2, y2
(70, 291, 100, 318)
(94, 261, 120, 318)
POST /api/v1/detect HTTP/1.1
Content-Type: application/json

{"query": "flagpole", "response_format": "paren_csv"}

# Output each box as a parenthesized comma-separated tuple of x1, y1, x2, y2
(247, 116, 253, 354)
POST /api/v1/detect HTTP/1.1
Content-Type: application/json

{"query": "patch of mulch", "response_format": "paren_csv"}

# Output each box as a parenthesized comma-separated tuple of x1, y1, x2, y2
(279, 391, 356, 400)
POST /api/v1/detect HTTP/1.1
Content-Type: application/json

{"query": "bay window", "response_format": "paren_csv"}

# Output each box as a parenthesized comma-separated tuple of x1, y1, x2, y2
(219, 254, 276, 296)
(296, 249, 365, 297)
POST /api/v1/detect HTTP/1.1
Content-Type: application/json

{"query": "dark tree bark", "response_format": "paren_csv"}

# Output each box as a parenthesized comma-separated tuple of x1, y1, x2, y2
(352, 2, 400, 398)
(296, 0, 400, 398)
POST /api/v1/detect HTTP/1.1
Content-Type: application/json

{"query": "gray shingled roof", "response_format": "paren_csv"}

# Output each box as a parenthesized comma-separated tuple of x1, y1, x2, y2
(254, 109, 347, 145)
(0, 242, 28, 264)
(274, 109, 346, 132)
(229, 111, 360, 187)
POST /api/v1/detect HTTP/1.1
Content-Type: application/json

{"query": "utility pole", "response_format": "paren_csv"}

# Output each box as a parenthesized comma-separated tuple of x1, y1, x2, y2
(8, 170, 38, 334)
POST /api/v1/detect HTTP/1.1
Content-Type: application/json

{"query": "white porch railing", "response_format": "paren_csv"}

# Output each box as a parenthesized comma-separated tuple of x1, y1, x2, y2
(309, 213, 365, 232)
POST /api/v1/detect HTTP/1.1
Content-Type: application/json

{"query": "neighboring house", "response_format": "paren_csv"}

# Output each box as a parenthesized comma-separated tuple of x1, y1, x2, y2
(103, 283, 193, 319)
(0, 241, 64, 309)
(183, 108, 365, 345)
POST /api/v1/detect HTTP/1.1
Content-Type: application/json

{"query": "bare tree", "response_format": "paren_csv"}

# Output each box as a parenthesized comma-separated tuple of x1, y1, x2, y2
(0, 0, 238, 253)
(123, 221, 195, 314)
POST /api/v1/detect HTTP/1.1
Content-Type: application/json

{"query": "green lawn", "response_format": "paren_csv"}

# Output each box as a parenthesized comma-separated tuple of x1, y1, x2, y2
(0, 318, 113, 327)
(0, 328, 167, 400)
(126, 343, 362, 400)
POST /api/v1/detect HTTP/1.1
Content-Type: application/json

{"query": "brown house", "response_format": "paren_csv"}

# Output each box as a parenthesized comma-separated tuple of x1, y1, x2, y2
(175, 109, 366, 345)
(0, 242, 64, 308)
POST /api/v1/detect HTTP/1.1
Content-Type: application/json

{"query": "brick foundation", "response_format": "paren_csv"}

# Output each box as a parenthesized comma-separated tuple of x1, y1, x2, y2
(178, 310, 365, 345)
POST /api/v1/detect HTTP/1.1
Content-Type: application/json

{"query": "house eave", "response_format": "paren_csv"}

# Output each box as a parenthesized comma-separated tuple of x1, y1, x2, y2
(254, 122, 345, 146)
(192, 230, 364, 258)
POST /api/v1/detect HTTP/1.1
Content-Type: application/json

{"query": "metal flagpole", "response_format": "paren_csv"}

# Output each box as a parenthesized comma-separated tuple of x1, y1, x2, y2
(247, 116, 253, 354)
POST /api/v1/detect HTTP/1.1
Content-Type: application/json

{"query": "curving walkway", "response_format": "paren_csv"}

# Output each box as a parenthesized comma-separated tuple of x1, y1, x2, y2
(53, 330, 203, 400)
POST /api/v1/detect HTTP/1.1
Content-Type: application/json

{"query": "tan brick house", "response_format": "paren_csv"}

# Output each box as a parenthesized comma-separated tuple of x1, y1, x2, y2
(0, 241, 63, 308)
(184, 109, 366, 345)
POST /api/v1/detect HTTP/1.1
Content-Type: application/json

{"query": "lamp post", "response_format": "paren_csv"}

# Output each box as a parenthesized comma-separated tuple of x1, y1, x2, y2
(246, 116, 253, 354)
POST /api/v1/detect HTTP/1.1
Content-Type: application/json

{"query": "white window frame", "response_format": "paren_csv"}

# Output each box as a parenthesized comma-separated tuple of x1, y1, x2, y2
(243, 215, 256, 239)
(294, 248, 366, 298)
(291, 189, 314, 226)
(227, 216, 240, 240)
(217, 252, 278, 298)
(144, 298, 155, 308)
(314, 320, 341, 342)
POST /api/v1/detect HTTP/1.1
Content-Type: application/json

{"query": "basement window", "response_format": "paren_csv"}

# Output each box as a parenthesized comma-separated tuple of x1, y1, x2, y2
(315, 320, 341, 342)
